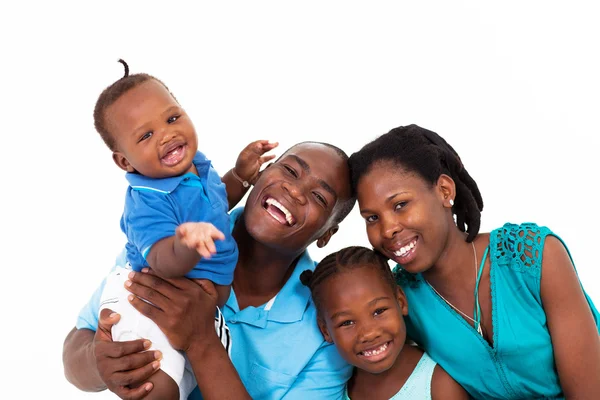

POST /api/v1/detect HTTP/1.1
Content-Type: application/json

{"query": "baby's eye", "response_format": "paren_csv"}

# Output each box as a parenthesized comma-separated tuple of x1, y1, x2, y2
(365, 215, 378, 223)
(339, 320, 354, 327)
(167, 115, 180, 123)
(284, 165, 298, 177)
(139, 131, 153, 142)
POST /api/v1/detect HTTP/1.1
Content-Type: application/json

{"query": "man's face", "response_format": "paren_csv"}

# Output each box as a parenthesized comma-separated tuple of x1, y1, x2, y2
(243, 143, 351, 254)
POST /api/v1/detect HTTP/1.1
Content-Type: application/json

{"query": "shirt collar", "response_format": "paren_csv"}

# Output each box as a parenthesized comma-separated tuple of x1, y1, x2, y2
(125, 151, 211, 193)
(227, 207, 315, 325)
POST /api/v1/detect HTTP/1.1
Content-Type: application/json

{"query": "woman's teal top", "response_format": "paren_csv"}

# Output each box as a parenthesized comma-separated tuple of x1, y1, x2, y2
(394, 223, 600, 399)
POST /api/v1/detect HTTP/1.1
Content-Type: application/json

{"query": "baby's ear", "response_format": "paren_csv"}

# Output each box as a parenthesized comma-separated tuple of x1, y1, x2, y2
(317, 317, 333, 343)
(112, 152, 135, 173)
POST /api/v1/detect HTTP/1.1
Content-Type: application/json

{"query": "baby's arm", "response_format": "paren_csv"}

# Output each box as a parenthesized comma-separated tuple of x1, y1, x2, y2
(223, 140, 278, 210)
(146, 222, 225, 278)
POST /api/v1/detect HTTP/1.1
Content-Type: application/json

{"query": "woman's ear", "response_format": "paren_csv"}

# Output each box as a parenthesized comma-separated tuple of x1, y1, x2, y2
(437, 174, 456, 208)
(112, 152, 136, 173)
(317, 317, 333, 343)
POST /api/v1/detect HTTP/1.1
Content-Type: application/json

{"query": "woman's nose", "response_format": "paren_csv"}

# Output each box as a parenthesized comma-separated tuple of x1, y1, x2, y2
(382, 216, 402, 239)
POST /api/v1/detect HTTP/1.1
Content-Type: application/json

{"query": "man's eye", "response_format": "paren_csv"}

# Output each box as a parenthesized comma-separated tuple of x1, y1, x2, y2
(139, 131, 153, 142)
(284, 165, 298, 177)
(314, 192, 327, 206)
(167, 115, 180, 123)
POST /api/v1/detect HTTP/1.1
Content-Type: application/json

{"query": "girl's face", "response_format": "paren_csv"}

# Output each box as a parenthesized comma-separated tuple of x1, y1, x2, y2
(356, 161, 454, 274)
(318, 266, 408, 374)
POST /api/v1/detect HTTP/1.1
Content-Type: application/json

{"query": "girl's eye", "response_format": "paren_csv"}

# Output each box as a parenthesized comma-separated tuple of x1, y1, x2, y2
(394, 201, 407, 211)
(284, 165, 298, 177)
(139, 131, 153, 142)
(313, 192, 327, 206)
(365, 215, 378, 223)
(374, 308, 387, 316)
(167, 115, 180, 123)
(339, 320, 354, 327)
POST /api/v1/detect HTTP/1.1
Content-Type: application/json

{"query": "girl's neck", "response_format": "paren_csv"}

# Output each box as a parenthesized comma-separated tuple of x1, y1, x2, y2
(348, 344, 424, 400)
(231, 215, 305, 309)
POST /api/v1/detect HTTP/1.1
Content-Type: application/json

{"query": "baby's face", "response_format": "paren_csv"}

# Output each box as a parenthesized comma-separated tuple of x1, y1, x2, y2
(107, 79, 198, 178)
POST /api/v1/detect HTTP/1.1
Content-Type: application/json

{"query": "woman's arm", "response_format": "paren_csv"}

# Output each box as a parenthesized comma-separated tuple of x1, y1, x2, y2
(541, 236, 600, 399)
(126, 270, 252, 400)
(62, 310, 160, 399)
(430, 364, 469, 400)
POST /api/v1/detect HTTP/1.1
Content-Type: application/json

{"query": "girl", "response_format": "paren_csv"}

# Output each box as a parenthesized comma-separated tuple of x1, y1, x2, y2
(348, 124, 600, 399)
(301, 246, 469, 399)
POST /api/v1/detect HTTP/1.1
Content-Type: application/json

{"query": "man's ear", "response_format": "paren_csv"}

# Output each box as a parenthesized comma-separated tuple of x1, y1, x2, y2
(317, 317, 333, 343)
(316, 225, 339, 248)
(112, 152, 135, 173)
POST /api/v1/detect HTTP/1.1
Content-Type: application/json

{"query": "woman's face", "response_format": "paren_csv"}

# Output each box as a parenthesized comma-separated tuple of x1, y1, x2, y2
(356, 161, 452, 274)
(244, 143, 351, 254)
(317, 266, 408, 374)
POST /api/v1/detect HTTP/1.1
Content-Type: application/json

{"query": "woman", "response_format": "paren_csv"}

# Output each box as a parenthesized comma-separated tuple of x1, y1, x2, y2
(63, 141, 356, 399)
(348, 124, 600, 399)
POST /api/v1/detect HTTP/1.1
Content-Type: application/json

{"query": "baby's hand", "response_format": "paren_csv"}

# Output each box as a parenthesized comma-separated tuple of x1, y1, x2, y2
(234, 140, 279, 185)
(176, 222, 226, 259)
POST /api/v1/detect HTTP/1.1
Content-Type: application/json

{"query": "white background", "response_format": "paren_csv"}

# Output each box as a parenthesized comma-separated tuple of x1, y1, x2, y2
(1, 1, 599, 398)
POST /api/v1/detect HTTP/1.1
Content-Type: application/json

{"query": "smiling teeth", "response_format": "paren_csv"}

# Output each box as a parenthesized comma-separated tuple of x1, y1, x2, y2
(362, 342, 389, 357)
(393, 239, 416, 257)
(265, 198, 294, 225)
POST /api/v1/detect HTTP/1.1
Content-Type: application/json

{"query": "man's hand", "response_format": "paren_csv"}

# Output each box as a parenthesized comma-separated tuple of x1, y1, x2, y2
(94, 309, 161, 399)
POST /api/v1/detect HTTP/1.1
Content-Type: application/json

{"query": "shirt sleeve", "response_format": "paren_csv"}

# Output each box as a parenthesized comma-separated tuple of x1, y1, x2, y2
(123, 189, 180, 259)
(281, 342, 352, 400)
(75, 250, 125, 331)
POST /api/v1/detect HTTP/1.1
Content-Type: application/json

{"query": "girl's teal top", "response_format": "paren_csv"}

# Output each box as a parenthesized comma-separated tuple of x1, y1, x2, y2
(394, 223, 600, 399)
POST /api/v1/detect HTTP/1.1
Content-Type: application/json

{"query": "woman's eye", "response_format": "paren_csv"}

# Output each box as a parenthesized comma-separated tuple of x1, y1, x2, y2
(365, 215, 378, 223)
(374, 308, 387, 316)
(394, 201, 407, 211)
(139, 131, 153, 142)
(167, 115, 180, 123)
(284, 165, 298, 177)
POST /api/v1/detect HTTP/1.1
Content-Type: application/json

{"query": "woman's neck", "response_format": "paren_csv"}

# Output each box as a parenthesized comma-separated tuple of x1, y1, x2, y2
(422, 229, 482, 294)
(348, 344, 423, 400)
(231, 215, 305, 309)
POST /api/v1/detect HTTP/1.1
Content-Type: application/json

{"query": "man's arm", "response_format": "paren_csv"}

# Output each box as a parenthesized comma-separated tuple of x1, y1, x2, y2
(63, 327, 105, 391)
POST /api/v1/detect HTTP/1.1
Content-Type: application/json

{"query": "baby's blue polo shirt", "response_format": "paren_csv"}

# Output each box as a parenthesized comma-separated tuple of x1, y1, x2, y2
(121, 151, 237, 285)
(76, 208, 352, 400)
